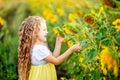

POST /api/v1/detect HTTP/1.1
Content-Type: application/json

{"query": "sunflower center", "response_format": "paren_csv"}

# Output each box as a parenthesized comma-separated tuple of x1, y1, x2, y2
(117, 22, 120, 26)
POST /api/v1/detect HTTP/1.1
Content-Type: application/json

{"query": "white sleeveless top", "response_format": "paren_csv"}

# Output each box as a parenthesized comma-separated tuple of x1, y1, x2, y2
(31, 44, 51, 66)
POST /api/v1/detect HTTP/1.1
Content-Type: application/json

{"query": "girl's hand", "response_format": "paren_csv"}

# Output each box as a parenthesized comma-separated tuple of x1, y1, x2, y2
(56, 34, 64, 43)
(70, 44, 81, 52)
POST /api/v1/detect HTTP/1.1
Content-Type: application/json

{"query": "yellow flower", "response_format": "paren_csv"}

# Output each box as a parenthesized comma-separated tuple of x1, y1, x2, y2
(83, 34, 87, 38)
(43, 9, 57, 22)
(95, 55, 99, 60)
(103, 77, 106, 80)
(50, 14, 57, 22)
(63, 27, 71, 34)
(112, 59, 117, 66)
(0, 17, 5, 26)
(82, 64, 86, 67)
(73, 62, 76, 65)
(67, 40, 73, 47)
(98, 6, 104, 16)
(44, 13, 52, 20)
(27, 0, 41, 10)
(43, 9, 52, 17)
(44, 0, 52, 4)
(101, 46, 109, 54)
(102, 68, 107, 75)
(31, 3, 38, 9)
(107, 57, 113, 71)
(91, 9, 95, 15)
(112, 19, 120, 31)
(57, 8, 64, 16)
(53, 27, 58, 34)
(84, 15, 95, 26)
(79, 57, 83, 63)
(68, 13, 77, 23)
(60, 77, 65, 80)
(100, 46, 118, 76)
(114, 66, 118, 77)
(73, 13, 78, 17)
(101, 0, 115, 8)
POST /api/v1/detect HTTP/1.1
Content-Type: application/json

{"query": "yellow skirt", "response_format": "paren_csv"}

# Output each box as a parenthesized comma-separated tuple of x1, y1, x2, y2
(28, 63, 57, 80)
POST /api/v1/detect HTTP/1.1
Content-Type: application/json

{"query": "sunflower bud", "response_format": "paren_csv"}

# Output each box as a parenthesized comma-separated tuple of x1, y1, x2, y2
(56, 27, 65, 37)
(64, 23, 79, 34)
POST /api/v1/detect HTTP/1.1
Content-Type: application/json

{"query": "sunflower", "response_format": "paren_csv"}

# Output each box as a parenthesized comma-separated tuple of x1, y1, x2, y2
(84, 15, 96, 26)
(56, 27, 65, 37)
(64, 23, 79, 34)
(60, 77, 65, 80)
(0, 17, 5, 30)
(67, 40, 73, 47)
(102, 0, 115, 8)
(79, 57, 83, 63)
(112, 19, 120, 31)
(100, 46, 118, 77)
(0, 17, 4, 27)
(68, 13, 77, 23)
(57, 8, 64, 16)
(53, 27, 58, 34)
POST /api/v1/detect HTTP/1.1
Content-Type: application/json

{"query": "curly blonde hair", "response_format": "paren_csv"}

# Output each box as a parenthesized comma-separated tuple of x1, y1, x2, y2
(18, 16, 45, 80)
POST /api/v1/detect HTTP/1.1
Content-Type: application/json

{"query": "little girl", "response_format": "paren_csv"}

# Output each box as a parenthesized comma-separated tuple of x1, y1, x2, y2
(18, 16, 81, 80)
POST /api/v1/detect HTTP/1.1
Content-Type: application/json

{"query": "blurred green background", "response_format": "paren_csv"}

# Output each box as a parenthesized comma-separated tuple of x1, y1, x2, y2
(0, 0, 120, 80)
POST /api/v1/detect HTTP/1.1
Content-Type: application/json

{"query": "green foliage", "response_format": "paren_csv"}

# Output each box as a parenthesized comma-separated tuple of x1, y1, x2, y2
(115, 31, 120, 45)
(0, 0, 32, 80)
(0, 0, 120, 80)
(0, 36, 18, 80)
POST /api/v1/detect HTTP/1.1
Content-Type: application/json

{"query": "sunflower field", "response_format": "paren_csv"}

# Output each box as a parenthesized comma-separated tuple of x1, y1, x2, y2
(0, 0, 120, 80)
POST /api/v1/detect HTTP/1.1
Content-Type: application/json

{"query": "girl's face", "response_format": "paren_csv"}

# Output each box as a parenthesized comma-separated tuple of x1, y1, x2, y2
(37, 21, 48, 42)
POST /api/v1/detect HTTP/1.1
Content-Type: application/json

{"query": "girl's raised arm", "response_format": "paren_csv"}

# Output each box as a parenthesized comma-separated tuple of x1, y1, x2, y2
(52, 34, 64, 57)
(44, 44, 81, 65)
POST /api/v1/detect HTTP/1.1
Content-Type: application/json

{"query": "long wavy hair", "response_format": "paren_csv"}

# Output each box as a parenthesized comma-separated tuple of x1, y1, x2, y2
(18, 16, 45, 80)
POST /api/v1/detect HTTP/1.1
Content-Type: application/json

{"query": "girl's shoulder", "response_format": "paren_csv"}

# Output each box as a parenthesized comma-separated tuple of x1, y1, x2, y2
(33, 44, 44, 48)
(32, 44, 48, 51)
